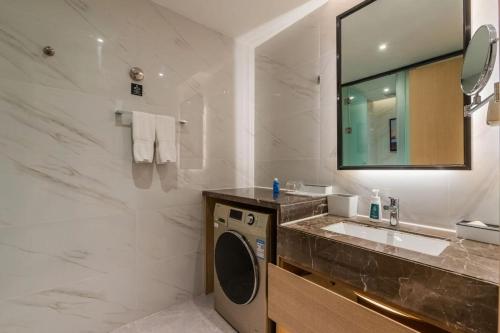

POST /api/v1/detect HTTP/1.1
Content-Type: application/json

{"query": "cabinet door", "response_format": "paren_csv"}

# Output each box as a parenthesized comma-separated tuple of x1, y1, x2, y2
(268, 264, 418, 333)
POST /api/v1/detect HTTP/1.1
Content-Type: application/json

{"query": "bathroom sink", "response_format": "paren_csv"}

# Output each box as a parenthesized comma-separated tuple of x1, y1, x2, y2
(322, 222, 449, 256)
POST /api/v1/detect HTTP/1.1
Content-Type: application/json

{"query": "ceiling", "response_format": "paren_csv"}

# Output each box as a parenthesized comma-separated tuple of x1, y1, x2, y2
(341, 0, 463, 83)
(152, 0, 314, 37)
(347, 74, 397, 101)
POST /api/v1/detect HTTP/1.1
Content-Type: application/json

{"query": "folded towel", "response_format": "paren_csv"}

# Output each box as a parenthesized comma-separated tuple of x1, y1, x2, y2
(132, 111, 156, 163)
(155, 115, 177, 164)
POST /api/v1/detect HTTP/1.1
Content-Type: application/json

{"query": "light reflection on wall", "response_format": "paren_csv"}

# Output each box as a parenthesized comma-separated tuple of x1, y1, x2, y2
(233, 0, 328, 187)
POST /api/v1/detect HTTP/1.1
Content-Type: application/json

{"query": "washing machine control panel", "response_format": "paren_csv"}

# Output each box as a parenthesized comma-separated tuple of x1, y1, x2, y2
(245, 213, 255, 225)
(229, 209, 243, 221)
(214, 204, 269, 238)
(228, 209, 258, 227)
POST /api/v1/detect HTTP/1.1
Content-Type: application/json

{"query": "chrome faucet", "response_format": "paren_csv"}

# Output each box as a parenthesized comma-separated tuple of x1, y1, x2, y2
(383, 197, 399, 226)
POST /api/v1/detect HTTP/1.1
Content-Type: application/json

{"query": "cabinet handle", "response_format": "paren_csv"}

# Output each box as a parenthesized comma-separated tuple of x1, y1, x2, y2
(354, 292, 420, 321)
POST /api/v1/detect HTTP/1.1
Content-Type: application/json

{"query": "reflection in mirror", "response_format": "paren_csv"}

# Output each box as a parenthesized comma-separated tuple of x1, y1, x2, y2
(462, 25, 497, 95)
(338, 0, 470, 169)
(461, 24, 498, 116)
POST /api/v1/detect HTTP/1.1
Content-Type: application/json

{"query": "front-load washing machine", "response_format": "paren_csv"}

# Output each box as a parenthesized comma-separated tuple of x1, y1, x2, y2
(213, 203, 271, 333)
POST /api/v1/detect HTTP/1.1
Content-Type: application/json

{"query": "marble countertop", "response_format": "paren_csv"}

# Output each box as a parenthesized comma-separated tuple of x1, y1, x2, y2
(202, 187, 325, 209)
(281, 214, 500, 285)
(278, 214, 499, 333)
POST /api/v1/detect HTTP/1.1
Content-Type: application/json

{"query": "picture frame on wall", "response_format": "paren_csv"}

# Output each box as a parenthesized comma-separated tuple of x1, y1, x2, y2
(389, 117, 397, 152)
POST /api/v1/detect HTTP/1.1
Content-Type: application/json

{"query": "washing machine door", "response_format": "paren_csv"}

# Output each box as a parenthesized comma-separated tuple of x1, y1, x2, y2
(215, 230, 259, 305)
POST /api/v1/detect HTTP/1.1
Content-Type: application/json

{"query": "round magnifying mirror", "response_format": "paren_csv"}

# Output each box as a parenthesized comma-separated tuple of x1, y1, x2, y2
(461, 24, 497, 96)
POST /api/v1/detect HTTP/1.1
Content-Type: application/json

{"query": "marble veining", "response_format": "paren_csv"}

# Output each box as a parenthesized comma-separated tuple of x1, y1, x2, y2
(255, 15, 322, 188)
(255, 0, 500, 229)
(283, 214, 500, 284)
(0, 0, 244, 332)
(279, 214, 500, 333)
(203, 187, 326, 208)
(203, 188, 329, 225)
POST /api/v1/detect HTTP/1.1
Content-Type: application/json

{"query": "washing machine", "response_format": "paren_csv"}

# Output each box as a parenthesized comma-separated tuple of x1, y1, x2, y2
(213, 203, 271, 333)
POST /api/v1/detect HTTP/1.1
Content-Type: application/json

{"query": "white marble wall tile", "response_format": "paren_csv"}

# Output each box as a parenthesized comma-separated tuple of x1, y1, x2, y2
(0, 0, 233, 107)
(255, 23, 321, 187)
(141, 252, 204, 297)
(255, 0, 499, 228)
(0, 213, 135, 300)
(255, 109, 321, 162)
(0, 272, 145, 333)
(448, 103, 500, 225)
(255, 159, 320, 187)
(255, 56, 320, 121)
(137, 206, 202, 262)
(0, 0, 240, 331)
(180, 94, 204, 169)
(136, 252, 203, 314)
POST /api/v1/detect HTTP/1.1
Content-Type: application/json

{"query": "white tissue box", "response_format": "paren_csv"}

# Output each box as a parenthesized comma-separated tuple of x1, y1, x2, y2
(456, 221, 500, 245)
(328, 194, 358, 218)
(300, 184, 333, 195)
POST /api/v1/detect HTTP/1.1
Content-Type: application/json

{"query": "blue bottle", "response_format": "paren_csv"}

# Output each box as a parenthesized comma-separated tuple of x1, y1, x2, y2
(272, 178, 280, 198)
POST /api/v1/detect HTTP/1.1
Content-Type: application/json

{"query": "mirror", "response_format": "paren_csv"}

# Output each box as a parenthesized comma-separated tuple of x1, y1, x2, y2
(337, 0, 471, 169)
(461, 24, 498, 116)
(461, 25, 497, 96)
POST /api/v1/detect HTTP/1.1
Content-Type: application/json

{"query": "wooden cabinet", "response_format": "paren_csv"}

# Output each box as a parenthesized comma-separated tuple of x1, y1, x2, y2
(268, 263, 451, 333)
(276, 326, 292, 333)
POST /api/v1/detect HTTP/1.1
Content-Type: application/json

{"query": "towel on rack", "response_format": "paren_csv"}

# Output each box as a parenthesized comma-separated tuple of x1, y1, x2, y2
(155, 115, 177, 164)
(132, 111, 156, 163)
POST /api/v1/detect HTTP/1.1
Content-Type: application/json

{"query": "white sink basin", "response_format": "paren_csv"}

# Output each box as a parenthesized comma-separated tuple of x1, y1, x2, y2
(322, 222, 449, 256)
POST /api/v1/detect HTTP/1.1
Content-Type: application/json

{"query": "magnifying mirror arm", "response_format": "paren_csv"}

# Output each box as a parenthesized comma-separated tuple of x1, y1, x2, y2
(464, 92, 496, 117)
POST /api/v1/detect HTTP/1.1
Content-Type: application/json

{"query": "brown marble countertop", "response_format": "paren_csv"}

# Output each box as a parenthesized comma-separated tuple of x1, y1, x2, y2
(202, 187, 326, 209)
(282, 214, 500, 285)
(278, 214, 500, 333)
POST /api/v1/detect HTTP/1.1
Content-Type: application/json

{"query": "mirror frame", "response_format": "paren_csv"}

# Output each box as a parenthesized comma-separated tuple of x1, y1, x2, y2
(336, 0, 472, 170)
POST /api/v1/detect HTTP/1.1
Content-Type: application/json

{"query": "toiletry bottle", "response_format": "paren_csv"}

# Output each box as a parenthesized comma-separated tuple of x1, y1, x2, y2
(272, 178, 280, 198)
(369, 189, 382, 222)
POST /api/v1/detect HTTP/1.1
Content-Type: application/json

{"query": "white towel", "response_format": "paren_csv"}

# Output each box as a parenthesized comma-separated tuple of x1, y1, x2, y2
(155, 115, 177, 164)
(132, 111, 155, 163)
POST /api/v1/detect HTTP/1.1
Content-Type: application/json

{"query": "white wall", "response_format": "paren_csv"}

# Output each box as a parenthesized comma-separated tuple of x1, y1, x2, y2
(0, 0, 244, 332)
(255, 12, 321, 186)
(255, 0, 499, 229)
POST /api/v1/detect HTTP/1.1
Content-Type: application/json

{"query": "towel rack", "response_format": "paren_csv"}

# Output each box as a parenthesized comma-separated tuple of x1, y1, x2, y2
(115, 110, 188, 125)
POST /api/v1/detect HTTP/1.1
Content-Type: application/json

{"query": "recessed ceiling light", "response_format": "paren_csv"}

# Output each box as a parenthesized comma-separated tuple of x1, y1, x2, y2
(349, 96, 355, 100)
(378, 43, 387, 51)
(158, 72, 165, 77)
(384, 88, 390, 93)
(96, 37, 104, 43)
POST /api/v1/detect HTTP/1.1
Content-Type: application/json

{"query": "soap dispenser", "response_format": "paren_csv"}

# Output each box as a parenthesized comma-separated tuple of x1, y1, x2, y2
(369, 189, 382, 222)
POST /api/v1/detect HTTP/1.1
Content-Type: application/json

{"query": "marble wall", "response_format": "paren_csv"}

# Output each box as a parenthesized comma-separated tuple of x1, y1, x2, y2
(255, 0, 500, 229)
(255, 12, 321, 187)
(0, 0, 243, 332)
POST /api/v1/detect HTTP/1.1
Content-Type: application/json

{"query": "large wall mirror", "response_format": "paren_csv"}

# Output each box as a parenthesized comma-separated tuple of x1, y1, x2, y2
(337, 0, 471, 169)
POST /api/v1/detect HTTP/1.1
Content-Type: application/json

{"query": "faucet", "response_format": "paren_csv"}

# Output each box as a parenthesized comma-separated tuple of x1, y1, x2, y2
(383, 197, 399, 226)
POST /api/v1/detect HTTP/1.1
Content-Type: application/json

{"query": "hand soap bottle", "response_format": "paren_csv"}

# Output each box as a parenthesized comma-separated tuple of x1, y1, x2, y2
(369, 189, 382, 222)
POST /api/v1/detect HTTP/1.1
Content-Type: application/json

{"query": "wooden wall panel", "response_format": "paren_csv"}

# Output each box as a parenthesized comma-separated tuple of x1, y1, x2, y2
(409, 57, 464, 165)
(204, 197, 215, 294)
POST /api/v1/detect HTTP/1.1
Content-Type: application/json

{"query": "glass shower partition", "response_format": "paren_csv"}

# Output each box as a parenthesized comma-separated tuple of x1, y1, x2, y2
(341, 86, 369, 166)
(341, 71, 409, 166)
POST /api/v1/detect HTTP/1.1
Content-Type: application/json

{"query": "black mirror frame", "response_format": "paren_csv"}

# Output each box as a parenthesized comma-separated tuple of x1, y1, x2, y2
(336, 0, 472, 170)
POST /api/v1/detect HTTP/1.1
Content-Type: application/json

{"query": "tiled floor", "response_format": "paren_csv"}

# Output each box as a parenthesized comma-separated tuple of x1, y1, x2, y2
(112, 295, 236, 333)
